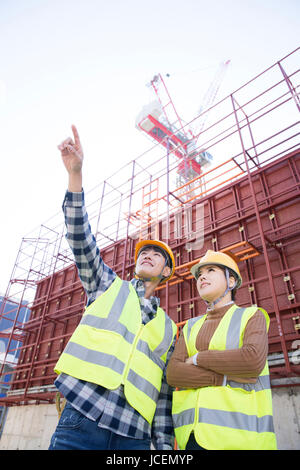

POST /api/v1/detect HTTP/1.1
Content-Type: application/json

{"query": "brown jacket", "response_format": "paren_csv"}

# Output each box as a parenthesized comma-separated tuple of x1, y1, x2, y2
(166, 304, 268, 389)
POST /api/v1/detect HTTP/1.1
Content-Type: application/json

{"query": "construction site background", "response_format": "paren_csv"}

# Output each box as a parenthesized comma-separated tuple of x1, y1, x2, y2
(0, 47, 300, 449)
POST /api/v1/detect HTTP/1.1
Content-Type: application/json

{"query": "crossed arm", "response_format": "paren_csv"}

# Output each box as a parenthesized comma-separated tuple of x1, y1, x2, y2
(166, 311, 268, 389)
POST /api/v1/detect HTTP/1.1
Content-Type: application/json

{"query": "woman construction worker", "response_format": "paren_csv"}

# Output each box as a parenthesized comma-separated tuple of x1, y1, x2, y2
(166, 250, 277, 450)
(49, 125, 177, 450)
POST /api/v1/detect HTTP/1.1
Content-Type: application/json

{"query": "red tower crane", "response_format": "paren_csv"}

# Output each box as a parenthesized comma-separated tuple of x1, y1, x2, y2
(136, 61, 230, 184)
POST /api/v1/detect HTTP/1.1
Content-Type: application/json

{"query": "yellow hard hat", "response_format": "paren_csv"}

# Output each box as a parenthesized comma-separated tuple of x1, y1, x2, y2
(190, 250, 242, 288)
(135, 239, 175, 283)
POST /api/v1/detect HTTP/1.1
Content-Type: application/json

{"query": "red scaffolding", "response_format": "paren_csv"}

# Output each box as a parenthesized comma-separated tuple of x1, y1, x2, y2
(0, 47, 299, 406)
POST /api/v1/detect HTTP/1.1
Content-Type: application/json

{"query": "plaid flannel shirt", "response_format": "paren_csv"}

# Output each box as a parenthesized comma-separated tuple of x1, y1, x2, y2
(54, 190, 175, 450)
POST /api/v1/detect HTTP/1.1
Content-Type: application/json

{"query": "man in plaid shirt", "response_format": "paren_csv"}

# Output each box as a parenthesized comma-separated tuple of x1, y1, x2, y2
(49, 125, 176, 450)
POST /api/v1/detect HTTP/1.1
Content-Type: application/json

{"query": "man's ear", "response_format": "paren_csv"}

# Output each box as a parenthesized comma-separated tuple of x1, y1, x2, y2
(162, 265, 171, 278)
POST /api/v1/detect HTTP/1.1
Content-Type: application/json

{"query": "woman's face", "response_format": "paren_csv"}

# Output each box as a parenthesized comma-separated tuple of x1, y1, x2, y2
(196, 265, 235, 302)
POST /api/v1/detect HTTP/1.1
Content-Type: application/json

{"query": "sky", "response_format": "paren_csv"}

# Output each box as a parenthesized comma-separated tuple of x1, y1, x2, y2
(0, 0, 299, 295)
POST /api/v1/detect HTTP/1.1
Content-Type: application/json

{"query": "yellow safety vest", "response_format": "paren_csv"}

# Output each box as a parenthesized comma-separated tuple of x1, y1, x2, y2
(55, 276, 176, 424)
(172, 304, 277, 450)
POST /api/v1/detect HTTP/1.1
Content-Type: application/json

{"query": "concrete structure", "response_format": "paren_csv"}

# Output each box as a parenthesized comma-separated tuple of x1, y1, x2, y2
(0, 403, 57, 450)
(272, 387, 300, 450)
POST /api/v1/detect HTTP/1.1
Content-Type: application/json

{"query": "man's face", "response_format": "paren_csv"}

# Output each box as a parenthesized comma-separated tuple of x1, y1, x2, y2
(135, 246, 171, 281)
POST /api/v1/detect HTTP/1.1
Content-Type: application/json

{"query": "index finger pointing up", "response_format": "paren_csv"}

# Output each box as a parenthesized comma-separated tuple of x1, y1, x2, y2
(71, 124, 80, 146)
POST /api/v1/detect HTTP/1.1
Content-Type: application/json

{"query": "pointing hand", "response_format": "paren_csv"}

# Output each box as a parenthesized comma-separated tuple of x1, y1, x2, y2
(58, 125, 84, 174)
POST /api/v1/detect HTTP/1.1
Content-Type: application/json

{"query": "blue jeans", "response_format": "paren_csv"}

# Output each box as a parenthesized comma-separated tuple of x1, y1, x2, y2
(49, 403, 151, 450)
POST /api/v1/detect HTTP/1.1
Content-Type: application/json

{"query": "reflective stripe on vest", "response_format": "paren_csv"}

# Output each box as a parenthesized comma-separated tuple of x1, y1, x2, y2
(173, 407, 274, 433)
(172, 304, 277, 450)
(55, 277, 176, 424)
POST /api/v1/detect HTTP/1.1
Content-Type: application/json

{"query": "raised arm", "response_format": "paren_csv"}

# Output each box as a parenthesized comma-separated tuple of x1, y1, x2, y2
(58, 125, 116, 297)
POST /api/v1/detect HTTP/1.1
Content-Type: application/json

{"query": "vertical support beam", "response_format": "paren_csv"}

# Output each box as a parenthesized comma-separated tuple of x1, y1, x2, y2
(95, 181, 106, 239)
(232, 96, 260, 167)
(277, 61, 300, 113)
(208, 196, 218, 251)
(166, 138, 170, 244)
(231, 93, 291, 374)
(165, 138, 171, 320)
(122, 160, 136, 279)
(23, 230, 64, 397)
(115, 193, 123, 242)
(231, 184, 257, 306)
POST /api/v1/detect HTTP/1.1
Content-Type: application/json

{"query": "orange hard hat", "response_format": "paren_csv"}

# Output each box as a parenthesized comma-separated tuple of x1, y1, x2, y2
(190, 250, 242, 288)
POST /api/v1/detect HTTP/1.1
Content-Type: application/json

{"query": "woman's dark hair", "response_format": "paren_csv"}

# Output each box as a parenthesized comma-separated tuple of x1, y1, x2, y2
(222, 267, 237, 301)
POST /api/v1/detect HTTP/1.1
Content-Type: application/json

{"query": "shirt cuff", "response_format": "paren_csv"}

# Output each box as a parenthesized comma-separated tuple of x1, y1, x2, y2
(63, 189, 85, 208)
(192, 353, 198, 366)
